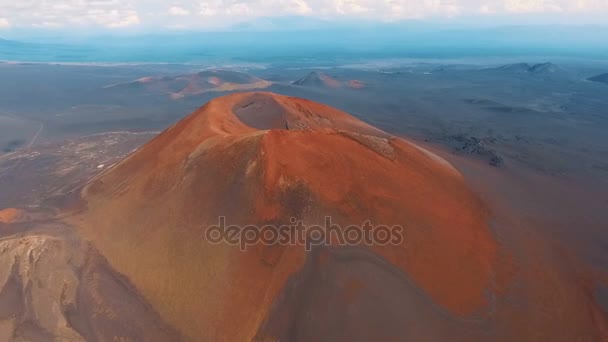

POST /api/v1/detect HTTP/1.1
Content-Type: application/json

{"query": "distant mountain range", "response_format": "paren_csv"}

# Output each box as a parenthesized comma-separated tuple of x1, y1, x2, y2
(481, 62, 573, 80)
(486, 62, 566, 74)
(2, 24, 608, 63)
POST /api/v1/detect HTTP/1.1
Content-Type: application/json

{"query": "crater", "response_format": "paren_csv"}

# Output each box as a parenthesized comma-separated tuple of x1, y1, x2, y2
(233, 93, 290, 130)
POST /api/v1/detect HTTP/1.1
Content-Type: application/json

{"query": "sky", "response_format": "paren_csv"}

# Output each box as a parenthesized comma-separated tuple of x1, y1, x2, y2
(0, 0, 607, 32)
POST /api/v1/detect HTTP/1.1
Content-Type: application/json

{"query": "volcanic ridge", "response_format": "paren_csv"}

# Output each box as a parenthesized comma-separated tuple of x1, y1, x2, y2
(104, 70, 272, 99)
(486, 62, 567, 76)
(293, 71, 365, 89)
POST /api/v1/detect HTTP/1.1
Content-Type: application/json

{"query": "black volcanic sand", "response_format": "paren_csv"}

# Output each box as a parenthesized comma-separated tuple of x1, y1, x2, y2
(0, 131, 156, 208)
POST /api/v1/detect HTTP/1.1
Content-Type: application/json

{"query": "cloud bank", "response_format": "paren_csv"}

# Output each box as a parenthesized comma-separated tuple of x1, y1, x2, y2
(0, 0, 607, 30)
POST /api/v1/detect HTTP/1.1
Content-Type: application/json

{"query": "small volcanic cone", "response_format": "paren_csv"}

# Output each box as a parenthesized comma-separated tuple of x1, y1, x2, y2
(104, 70, 272, 98)
(347, 80, 365, 89)
(0, 208, 22, 223)
(177, 70, 272, 96)
(293, 71, 343, 88)
(73, 92, 507, 341)
(293, 71, 365, 89)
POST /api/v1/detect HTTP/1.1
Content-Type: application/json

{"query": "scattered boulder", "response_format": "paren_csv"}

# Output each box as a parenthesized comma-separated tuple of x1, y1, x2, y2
(449, 134, 505, 167)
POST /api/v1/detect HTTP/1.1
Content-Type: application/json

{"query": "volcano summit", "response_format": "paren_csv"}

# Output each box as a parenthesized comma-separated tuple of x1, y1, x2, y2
(70, 92, 509, 341)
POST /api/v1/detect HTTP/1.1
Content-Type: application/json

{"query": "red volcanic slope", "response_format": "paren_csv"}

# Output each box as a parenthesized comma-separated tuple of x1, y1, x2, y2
(73, 92, 507, 341)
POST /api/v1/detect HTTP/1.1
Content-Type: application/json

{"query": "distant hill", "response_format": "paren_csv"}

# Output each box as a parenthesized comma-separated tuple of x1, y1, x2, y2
(493, 63, 534, 73)
(104, 70, 272, 99)
(485, 62, 567, 76)
(588, 73, 608, 84)
(293, 71, 365, 89)
(528, 62, 564, 74)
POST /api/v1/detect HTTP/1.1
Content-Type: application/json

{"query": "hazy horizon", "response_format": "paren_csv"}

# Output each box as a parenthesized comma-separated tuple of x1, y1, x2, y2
(2, 22, 608, 64)
(2, 1, 608, 63)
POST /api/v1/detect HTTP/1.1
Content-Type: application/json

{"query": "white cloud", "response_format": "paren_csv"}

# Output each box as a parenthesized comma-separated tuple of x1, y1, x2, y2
(166, 24, 189, 29)
(169, 6, 190, 16)
(0, 0, 141, 28)
(0, 17, 10, 28)
(197, 0, 315, 22)
(106, 14, 141, 28)
(479, 4, 497, 14)
(334, 0, 371, 15)
(194, 0, 466, 23)
(0, 0, 607, 29)
(504, 0, 563, 13)
(291, 0, 313, 14)
(32, 22, 63, 29)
